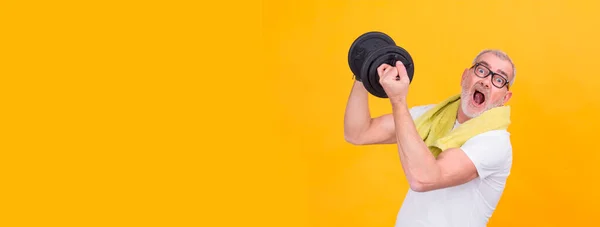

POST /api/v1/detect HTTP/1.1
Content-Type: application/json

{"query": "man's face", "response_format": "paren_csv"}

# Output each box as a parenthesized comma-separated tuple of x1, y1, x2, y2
(460, 52, 513, 118)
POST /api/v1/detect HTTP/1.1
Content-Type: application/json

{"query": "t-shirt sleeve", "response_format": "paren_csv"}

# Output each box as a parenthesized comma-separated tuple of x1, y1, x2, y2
(460, 130, 512, 179)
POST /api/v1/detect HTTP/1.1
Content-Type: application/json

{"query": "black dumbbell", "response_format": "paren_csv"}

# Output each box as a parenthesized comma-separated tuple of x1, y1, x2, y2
(347, 31, 414, 98)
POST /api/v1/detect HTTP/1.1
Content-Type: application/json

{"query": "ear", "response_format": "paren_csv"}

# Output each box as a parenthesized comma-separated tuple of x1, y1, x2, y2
(461, 68, 468, 82)
(502, 91, 513, 104)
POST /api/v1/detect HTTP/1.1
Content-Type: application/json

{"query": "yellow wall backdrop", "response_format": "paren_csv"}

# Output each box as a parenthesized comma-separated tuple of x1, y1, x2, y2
(265, 0, 600, 227)
(3, 0, 600, 226)
(2, 1, 280, 226)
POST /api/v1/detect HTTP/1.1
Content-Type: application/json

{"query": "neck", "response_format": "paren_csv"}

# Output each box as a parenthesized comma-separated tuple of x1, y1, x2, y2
(456, 100, 471, 124)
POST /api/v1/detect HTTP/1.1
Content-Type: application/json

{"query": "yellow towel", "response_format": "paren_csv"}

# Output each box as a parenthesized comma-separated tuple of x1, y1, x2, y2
(413, 94, 511, 158)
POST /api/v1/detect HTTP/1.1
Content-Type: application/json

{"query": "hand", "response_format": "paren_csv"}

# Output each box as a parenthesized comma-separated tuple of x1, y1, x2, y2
(378, 61, 410, 103)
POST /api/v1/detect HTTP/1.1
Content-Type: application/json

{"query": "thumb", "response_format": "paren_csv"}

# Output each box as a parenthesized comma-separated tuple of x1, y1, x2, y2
(395, 61, 408, 81)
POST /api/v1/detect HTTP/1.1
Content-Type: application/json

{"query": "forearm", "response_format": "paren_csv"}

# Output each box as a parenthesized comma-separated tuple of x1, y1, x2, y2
(391, 99, 441, 188)
(344, 81, 371, 140)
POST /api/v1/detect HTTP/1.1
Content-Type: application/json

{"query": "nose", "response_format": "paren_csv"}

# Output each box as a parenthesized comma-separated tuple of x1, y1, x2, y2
(479, 79, 491, 89)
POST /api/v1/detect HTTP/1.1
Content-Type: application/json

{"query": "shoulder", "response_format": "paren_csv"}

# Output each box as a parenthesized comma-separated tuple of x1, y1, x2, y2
(460, 130, 513, 178)
(463, 130, 512, 153)
(409, 104, 436, 120)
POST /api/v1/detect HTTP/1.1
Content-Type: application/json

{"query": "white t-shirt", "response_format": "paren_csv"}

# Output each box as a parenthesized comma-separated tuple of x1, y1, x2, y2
(394, 104, 513, 227)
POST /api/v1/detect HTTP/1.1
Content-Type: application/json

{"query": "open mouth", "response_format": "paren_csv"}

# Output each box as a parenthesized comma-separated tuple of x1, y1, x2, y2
(473, 90, 486, 106)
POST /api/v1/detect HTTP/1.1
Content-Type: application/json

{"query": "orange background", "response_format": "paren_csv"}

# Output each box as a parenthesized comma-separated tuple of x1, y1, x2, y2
(265, 0, 600, 227)
(2, 0, 600, 226)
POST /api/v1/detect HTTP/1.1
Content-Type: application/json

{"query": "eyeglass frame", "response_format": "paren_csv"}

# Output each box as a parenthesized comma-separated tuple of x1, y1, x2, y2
(469, 62, 510, 90)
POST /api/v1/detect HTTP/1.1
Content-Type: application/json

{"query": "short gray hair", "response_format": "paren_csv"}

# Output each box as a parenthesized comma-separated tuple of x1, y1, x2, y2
(472, 49, 516, 86)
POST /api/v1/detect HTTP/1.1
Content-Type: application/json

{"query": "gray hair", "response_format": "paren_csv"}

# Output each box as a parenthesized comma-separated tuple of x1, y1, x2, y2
(472, 49, 516, 86)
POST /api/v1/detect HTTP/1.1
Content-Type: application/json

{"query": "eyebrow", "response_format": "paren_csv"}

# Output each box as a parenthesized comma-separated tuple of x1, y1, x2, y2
(477, 61, 509, 79)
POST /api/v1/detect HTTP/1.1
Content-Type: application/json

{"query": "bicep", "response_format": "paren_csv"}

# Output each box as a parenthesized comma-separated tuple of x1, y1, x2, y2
(352, 105, 433, 145)
(423, 131, 512, 191)
(358, 114, 396, 145)
(434, 148, 479, 188)
(411, 148, 478, 192)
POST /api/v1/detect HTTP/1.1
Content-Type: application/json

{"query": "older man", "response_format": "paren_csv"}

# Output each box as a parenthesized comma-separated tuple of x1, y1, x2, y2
(344, 50, 515, 227)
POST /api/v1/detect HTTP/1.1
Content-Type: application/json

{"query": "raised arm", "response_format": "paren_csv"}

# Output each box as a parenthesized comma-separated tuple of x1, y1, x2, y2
(343, 80, 396, 145)
(379, 62, 486, 192)
(391, 99, 478, 192)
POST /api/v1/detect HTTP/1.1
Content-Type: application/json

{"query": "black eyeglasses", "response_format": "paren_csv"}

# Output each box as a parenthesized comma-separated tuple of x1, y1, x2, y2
(470, 63, 510, 89)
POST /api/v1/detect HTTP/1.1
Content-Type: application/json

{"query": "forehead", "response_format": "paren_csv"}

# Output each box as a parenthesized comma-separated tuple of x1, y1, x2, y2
(475, 52, 514, 79)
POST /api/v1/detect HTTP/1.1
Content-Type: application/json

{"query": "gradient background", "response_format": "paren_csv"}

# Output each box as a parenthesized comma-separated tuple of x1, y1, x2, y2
(2, 0, 600, 226)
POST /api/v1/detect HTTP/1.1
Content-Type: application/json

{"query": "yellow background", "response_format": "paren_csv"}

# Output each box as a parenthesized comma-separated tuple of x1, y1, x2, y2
(265, 1, 600, 227)
(2, 0, 600, 226)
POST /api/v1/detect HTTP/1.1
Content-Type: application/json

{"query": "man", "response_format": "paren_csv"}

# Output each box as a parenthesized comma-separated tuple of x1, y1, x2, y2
(343, 50, 515, 227)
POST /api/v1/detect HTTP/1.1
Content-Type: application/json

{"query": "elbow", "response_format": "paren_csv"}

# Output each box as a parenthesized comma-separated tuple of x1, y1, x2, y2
(409, 179, 433, 193)
(409, 180, 425, 192)
(344, 118, 374, 145)
(344, 128, 368, 145)
(408, 166, 443, 192)
(344, 133, 364, 145)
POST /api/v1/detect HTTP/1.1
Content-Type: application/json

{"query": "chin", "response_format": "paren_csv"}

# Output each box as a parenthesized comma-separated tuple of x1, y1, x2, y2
(461, 100, 484, 118)
(462, 104, 483, 118)
(460, 88, 501, 119)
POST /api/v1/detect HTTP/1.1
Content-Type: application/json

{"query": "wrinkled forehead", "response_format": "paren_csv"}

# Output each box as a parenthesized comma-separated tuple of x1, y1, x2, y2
(475, 53, 514, 80)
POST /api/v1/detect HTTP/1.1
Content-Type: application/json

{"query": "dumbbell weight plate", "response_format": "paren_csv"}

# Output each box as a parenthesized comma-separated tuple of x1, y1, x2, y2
(347, 32, 396, 81)
(360, 45, 415, 98)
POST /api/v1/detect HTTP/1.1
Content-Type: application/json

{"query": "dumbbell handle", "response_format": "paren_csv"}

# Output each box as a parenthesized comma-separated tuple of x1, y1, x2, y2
(384, 54, 411, 67)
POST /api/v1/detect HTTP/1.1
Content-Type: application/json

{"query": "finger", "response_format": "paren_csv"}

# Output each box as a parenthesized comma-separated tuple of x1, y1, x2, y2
(385, 66, 398, 78)
(377, 64, 388, 77)
(386, 65, 398, 76)
(395, 61, 408, 81)
(382, 67, 398, 83)
(377, 65, 385, 77)
(379, 65, 389, 80)
(379, 66, 389, 83)
(394, 61, 406, 73)
(392, 67, 399, 80)
(383, 65, 391, 74)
